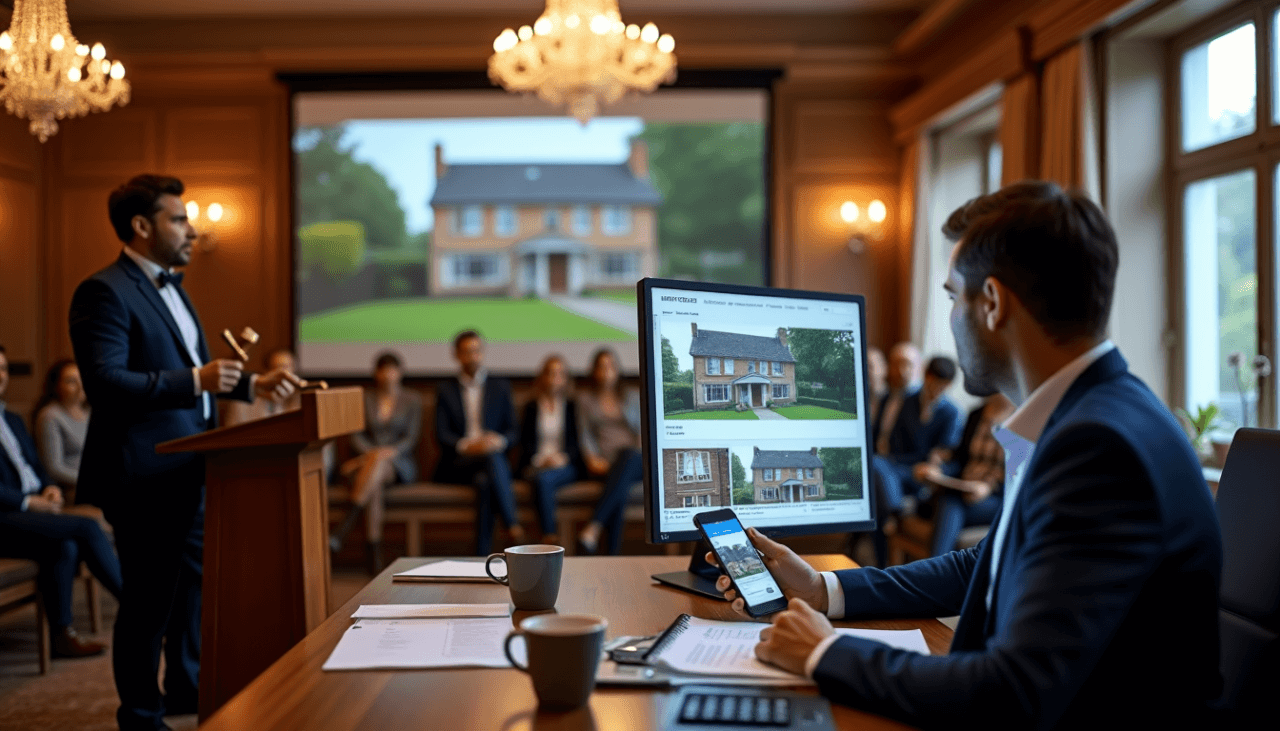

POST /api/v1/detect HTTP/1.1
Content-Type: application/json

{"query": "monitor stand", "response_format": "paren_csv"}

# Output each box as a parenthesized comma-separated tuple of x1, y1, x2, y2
(651, 539, 727, 601)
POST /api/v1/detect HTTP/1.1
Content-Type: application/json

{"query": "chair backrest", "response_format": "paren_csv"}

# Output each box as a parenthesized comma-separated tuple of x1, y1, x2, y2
(1214, 427, 1280, 714)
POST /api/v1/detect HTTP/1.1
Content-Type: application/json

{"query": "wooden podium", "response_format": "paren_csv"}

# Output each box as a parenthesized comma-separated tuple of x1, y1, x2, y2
(157, 387, 364, 721)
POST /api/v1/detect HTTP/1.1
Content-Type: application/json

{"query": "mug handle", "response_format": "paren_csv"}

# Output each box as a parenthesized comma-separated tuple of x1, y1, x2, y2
(485, 553, 509, 585)
(503, 631, 528, 673)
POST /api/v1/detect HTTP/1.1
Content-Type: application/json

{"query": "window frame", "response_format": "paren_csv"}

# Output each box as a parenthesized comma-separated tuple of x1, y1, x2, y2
(1167, 1, 1278, 428)
(495, 205, 518, 236)
(704, 383, 730, 403)
(760, 487, 778, 501)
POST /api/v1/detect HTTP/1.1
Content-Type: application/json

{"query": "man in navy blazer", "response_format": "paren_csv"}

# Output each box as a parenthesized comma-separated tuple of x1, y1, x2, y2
(434, 330, 523, 555)
(712, 182, 1223, 729)
(68, 175, 295, 731)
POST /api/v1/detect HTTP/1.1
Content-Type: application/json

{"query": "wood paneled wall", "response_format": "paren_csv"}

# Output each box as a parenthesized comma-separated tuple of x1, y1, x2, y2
(0, 113, 44, 411)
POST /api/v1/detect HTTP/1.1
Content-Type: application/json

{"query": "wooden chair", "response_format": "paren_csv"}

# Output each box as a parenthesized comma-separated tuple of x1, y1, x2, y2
(0, 558, 50, 674)
(886, 489, 991, 566)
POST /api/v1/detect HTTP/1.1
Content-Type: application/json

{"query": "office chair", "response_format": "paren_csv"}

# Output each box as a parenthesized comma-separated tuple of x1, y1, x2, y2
(1213, 427, 1280, 719)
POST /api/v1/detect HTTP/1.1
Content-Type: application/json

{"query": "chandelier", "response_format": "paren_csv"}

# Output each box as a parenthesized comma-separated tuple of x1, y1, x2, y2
(0, 0, 130, 142)
(489, 0, 676, 124)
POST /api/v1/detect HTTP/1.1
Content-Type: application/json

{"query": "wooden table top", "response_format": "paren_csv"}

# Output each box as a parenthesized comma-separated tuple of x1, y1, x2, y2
(200, 555, 951, 731)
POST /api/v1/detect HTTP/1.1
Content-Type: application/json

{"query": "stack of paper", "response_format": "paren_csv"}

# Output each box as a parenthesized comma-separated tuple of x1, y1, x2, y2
(350, 604, 510, 619)
(392, 560, 494, 583)
(322, 617, 518, 671)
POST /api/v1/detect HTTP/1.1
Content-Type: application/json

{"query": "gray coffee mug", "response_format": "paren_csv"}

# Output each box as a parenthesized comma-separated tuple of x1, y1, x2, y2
(485, 544, 564, 611)
(504, 614, 608, 709)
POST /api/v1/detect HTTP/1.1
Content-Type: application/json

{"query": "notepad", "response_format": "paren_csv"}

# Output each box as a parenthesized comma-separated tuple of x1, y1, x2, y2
(351, 603, 510, 619)
(322, 617, 520, 671)
(644, 615, 929, 684)
(392, 560, 494, 582)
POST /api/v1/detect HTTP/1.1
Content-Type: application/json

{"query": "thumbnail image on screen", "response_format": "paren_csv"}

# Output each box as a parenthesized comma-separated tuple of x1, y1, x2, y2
(704, 518, 782, 605)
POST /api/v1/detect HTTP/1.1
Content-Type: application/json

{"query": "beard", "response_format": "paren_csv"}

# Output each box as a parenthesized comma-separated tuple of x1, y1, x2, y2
(953, 306, 1003, 397)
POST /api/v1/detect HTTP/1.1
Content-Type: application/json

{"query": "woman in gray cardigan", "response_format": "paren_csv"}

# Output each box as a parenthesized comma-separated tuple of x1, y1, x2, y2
(330, 351, 422, 572)
(33, 360, 89, 500)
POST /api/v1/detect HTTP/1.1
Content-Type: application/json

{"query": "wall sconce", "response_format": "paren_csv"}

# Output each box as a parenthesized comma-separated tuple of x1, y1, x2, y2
(185, 200, 225, 252)
(841, 199, 887, 254)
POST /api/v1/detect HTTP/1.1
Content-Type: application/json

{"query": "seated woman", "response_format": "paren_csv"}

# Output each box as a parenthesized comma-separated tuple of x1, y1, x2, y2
(912, 393, 1013, 557)
(575, 348, 644, 555)
(33, 359, 88, 500)
(519, 355, 585, 544)
(329, 351, 422, 573)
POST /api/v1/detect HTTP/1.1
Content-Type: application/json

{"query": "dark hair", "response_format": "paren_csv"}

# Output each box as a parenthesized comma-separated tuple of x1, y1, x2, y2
(108, 174, 185, 244)
(588, 348, 623, 397)
(453, 330, 481, 351)
(0, 344, 6, 356)
(943, 181, 1118, 342)
(373, 351, 403, 371)
(33, 359, 80, 424)
(924, 356, 957, 382)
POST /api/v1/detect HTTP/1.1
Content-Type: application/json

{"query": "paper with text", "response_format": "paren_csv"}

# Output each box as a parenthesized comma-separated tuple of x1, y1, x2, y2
(392, 560, 493, 582)
(321, 617, 518, 671)
(351, 604, 510, 619)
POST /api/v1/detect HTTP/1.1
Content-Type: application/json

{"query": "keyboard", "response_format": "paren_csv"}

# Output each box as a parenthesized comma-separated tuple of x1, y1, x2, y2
(665, 687, 836, 731)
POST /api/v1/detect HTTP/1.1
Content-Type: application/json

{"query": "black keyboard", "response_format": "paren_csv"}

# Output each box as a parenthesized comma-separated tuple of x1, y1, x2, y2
(665, 687, 835, 731)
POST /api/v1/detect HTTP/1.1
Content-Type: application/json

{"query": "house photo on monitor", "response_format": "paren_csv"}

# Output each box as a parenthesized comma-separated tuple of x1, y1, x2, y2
(290, 86, 768, 376)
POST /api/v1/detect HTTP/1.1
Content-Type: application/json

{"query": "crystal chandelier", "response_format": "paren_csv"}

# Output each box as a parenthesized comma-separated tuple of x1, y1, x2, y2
(489, 0, 676, 124)
(0, 0, 131, 142)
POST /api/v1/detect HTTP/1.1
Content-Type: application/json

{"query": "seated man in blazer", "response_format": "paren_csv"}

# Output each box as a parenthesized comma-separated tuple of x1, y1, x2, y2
(0, 344, 124, 657)
(434, 330, 523, 555)
(712, 182, 1223, 729)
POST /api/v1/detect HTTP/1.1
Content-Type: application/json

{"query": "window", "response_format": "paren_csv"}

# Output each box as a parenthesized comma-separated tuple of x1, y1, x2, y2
(452, 206, 483, 237)
(771, 361, 784, 375)
(676, 451, 712, 484)
(806, 485, 820, 497)
(572, 205, 592, 235)
(601, 205, 632, 235)
(724, 359, 734, 375)
(763, 468, 774, 482)
(544, 208, 562, 231)
(1172, 8, 1277, 428)
(446, 254, 505, 286)
(495, 206, 517, 236)
(760, 487, 778, 501)
(600, 252, 638, 280)
(706, 357, 720, 375)
(771, 384, 790, 399)
(682, 494, 712, 508)
(758, 361, 766, 374)
(704, 384, 730, 403)
(805, 468, 815, 479)
(747, 361, 755, 374)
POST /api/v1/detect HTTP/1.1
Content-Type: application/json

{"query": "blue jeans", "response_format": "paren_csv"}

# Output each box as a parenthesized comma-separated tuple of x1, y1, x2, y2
(931, 492, 1001, 556)
(439, 454, 518, 556)
(530, 463, 583, 536)
(0, 511, 123, 628)
(593, 449, 643, 555)
(870, 457, 928, 567)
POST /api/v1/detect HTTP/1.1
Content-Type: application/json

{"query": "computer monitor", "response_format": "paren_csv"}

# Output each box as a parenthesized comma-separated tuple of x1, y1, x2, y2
(637, 278, 876, 598)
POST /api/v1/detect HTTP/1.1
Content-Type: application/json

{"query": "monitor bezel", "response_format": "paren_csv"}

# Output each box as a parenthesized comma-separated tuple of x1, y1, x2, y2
(637, 277, 878, 544)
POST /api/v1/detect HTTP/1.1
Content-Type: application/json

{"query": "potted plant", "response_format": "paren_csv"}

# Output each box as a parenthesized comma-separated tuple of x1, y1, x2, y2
(1176, 403, 1221, 464)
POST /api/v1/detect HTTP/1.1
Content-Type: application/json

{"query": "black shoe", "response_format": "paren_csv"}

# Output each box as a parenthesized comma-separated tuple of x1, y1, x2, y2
(366, 541, 384, 575)
(164, 697, 198, 716)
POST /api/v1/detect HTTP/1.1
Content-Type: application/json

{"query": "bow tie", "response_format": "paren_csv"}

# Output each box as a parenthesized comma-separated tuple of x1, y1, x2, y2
(157, 270, 184, 288)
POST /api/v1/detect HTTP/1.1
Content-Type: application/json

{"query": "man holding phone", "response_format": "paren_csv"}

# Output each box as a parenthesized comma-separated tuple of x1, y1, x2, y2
(710, 182, 1222, 729)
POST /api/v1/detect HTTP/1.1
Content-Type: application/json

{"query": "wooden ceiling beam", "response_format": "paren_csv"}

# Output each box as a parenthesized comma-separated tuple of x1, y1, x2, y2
(892, 0, 980, 57)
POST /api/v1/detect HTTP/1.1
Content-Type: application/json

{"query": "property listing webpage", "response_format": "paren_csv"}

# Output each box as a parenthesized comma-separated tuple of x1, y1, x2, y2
(649, 286, 872, 539)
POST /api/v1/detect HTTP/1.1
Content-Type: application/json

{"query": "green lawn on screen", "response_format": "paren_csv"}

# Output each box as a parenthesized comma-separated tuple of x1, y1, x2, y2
(667, 410, 760, 421)
(773, 405, 857, 420)
(298, 298, 633, 343)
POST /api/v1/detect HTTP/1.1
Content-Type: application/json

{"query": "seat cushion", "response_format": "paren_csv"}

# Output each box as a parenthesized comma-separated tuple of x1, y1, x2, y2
(0, 558, 40, 589)
(383, 482, 477, 507)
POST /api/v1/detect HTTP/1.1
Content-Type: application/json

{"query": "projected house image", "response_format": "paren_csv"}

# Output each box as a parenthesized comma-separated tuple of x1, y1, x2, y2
(661, 448, 731, 509)
(429, 142, 661, 297)
(689, 324, 798, 410)
(751, 447, 825, 503)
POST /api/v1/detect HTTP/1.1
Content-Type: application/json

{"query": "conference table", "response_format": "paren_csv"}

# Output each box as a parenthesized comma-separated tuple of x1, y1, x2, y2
(199, 555, 952, 730)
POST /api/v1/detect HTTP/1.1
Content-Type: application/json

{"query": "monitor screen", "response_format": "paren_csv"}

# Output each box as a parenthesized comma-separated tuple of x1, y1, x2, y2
(638, 278, 876, 543)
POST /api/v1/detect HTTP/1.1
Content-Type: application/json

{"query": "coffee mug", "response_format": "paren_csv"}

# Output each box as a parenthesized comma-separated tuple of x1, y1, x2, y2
(504, 614, 608, 709)
(485, 544, 564, 611)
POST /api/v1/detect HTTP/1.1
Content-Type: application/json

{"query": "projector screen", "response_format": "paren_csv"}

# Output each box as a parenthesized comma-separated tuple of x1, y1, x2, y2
(291, 88, 769, 377)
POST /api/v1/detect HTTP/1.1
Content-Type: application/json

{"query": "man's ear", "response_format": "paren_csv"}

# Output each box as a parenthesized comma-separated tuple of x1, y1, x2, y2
(131, 214, 151, 241)
(981, 276, 1009, 332)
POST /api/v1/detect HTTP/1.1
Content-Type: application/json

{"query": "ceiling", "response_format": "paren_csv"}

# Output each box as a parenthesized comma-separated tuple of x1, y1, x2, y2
(60, 0, 928, 19)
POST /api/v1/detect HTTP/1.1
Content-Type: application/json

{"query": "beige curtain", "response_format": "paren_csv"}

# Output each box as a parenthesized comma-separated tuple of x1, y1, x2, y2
(1000, 73, 1039, 185)
(1040, 42, 1086, 188)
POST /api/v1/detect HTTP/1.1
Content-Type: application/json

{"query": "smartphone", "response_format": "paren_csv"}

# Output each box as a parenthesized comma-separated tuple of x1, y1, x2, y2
(693, 509, 788, 617)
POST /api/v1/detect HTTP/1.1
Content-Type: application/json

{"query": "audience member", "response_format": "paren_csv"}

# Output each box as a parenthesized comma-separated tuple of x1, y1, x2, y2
(224, 349, 302, 426)
(575, 348, 643, 555)
(864, 346, 887, 426)
(329, 351, 421, 573)
(0, 345, 124, 658)
(435, 331, 524, 555)
(519, 355, 585, 544)
(711, 181, 1222, 729)
(912, 393, 1013, 556)
(33, 359, 89, 499)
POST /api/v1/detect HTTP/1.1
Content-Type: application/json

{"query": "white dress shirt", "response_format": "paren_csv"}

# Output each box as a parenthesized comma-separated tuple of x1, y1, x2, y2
(0, 403, 44, 510)
(804, 340, 1117, 679)
(458, 369, 505, 452)
(122, 247, 211, 419)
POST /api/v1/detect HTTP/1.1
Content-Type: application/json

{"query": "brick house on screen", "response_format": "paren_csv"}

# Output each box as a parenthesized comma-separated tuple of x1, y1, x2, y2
(688, 324, 798, 410)
(661, 448, 731, 509)
(751, 447, 825, 503)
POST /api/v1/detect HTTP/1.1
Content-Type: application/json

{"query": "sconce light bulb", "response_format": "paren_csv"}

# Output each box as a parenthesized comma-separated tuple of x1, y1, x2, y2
(868, 199, 887, 224)
(840, 201, 859, 224)
(185, 200, 199, 222)
(207, 203, 224, 223)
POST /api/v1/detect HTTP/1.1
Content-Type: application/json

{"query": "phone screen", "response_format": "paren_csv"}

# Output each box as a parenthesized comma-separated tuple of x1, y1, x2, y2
(702, 518, 785, 609)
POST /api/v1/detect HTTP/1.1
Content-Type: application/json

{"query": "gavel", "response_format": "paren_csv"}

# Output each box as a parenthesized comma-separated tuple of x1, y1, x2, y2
(221, 327, 328, 390)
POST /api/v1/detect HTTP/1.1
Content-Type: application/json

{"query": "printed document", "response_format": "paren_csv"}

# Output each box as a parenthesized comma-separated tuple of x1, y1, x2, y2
(322, 617, 519, 671)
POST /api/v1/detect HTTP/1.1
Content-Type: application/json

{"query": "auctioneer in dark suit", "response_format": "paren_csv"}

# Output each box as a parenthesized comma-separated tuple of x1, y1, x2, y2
(813, 349, 1223, 729)
(69, 252, 252, 730)
(434, 374, 519, 555)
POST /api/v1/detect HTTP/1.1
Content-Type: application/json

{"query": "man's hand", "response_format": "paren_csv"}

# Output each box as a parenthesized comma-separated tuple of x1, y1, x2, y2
(708, 527, 828, 617)
(963, 480, 994, 503)
(755, 598, 836, 676)
(913, 462, 943, 484)
(198, 359, 244, 394)
(458, 438, 488, 457)
(480, 431, 507, 454)
(254, 367, 298, 403)
(26, 495, 62, 514)
(41, 485, 64, 506)
(585, 454, 610, 476)
(534, 452, 569, 470)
